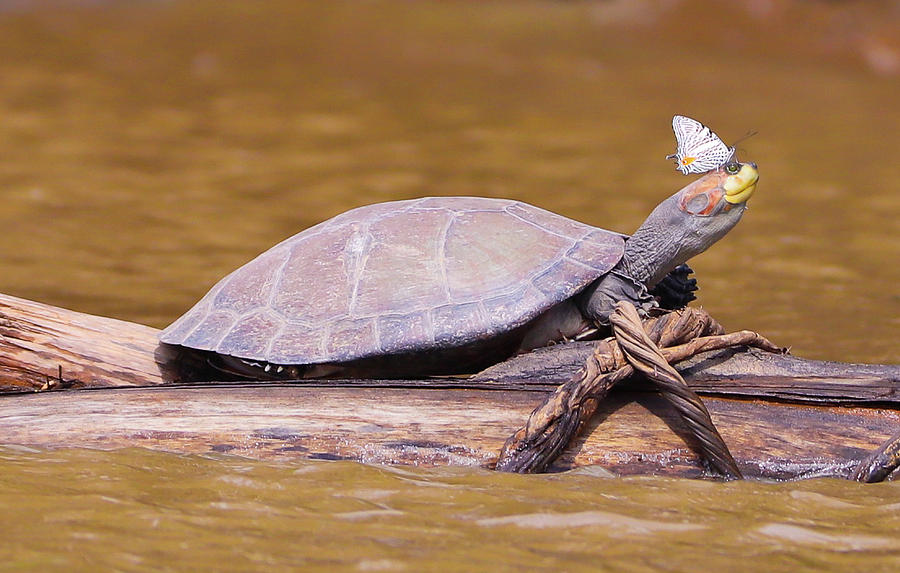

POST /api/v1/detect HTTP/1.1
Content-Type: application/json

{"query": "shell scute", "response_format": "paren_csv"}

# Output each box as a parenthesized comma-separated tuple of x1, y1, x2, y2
(482, 285, 547, 332)
(160, 298, 209, 344)
(565, 229, 624, 270)
(443, 210, 572, 302)
(269, 322, 325, 364)
(532, 257, 596, 297)
(377, 311, 433, 354)
(415, 196, 513, 212)
(217, 310, 283, 358)
(352, 209, 449, 317)
(212, 246, 288, 314)
(324, 318, 377, 362)
(181, 309, 236, 351)
(431, 301, 490, 346)
(272, 227, 353, 322)
(505, 202, 594, 238)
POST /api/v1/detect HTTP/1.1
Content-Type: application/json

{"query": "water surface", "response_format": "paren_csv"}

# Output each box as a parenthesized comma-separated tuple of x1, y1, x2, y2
(1, 448, 899, 571)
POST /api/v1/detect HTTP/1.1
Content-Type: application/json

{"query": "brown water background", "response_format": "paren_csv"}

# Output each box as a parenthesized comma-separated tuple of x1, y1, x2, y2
(0, 1, 898, 570)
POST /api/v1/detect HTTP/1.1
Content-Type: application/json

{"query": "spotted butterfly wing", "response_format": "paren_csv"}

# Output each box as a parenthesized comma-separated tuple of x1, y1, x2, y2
(667, 115, 735, 175)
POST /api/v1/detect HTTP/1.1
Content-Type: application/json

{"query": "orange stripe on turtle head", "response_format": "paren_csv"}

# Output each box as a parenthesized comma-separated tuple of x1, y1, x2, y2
(677, 173, 726, 216)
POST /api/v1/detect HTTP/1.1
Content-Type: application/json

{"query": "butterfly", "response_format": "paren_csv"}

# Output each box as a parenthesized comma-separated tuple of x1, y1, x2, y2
(667, 115, 735, 175)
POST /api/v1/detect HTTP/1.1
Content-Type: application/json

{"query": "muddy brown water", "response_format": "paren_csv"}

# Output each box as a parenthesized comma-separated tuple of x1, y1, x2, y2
(0, 1, 898, 570)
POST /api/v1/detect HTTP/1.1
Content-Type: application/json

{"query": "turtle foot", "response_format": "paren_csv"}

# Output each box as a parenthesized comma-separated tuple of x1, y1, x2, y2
(651, 263, 698, 310)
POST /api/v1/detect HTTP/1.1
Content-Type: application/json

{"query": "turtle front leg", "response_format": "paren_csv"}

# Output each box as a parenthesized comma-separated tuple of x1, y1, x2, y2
(580, 262, 701, 326)
(578, 270, 658, 327)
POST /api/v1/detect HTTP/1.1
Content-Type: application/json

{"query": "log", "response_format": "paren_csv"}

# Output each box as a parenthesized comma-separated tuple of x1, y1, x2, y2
(1, 291, 899, 479)
(475, 342, 900, 404)
(0, 292, 177, 392)
(1, 384, 897, 479)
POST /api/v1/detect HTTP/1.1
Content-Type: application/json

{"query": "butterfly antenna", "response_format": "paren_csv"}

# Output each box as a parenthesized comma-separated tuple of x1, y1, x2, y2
(731, 129, 758, 147)
(727, 129, 758, 162)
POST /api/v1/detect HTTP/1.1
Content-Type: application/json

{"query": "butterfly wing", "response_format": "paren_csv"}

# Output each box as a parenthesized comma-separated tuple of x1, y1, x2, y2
(685, 140, 735, 173)
(669, 115, 734, 174)
(670, 115, 709, 174)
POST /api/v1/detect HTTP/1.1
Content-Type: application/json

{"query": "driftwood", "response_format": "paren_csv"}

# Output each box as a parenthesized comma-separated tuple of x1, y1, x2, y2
(1, 292, 899, 479)
(1, 383, 898, 480)
(0, 293, 178, 392)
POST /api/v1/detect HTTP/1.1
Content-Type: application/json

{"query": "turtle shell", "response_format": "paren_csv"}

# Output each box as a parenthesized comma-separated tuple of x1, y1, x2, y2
(160, 197, 624, 365)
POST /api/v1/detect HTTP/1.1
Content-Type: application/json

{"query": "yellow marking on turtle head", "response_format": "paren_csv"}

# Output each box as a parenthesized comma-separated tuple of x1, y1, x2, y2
(723, 163, 759, 204)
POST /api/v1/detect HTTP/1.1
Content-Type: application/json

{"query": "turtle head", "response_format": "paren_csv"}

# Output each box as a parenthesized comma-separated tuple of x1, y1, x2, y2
(621, 160, 759, 288)
(628, 160, 759, 291)
(680, 161, 759, 212)
(580, 161, 759, 325)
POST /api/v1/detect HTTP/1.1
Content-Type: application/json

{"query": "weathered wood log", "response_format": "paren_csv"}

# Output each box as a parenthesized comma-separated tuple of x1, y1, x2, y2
(0, 293, 177, 392)
(475, 342, 900, 405)
(1, 383, 897, 479)
(1, 291, 899, 479)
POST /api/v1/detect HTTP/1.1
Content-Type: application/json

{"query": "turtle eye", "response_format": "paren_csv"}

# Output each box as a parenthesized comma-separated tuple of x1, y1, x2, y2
(724, 162, 740, 174)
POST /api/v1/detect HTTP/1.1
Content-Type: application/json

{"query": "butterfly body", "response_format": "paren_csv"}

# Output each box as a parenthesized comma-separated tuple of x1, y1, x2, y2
(668, 115, 735, 175)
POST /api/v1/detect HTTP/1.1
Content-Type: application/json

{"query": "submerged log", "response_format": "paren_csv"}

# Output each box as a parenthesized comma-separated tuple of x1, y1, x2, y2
(1, 383, 898, 479)
(0, 291, 899, 479)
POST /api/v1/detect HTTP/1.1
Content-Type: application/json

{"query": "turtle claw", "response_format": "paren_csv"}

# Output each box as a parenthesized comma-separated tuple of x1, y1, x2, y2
(651, 264, 698, 310)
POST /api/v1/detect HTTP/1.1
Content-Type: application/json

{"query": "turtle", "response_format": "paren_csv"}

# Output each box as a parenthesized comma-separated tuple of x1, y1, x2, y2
(160, 161, 759, 379)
